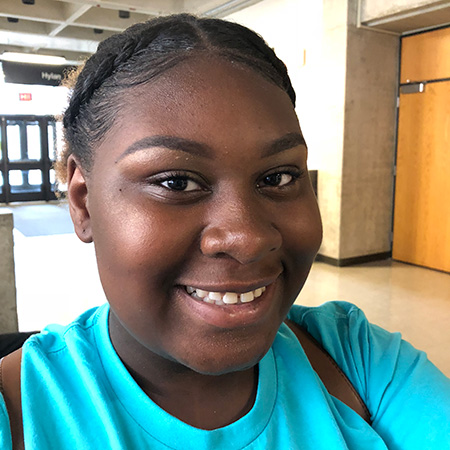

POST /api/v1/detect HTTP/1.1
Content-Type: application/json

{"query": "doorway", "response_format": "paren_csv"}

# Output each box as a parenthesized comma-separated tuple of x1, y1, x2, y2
(392, 26, 450, 273)
(0, 115, 59, 203)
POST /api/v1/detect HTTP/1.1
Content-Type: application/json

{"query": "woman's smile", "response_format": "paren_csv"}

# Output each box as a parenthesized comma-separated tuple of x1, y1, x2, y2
(177, 278, 280, 329)
(185, 285, 267, 304)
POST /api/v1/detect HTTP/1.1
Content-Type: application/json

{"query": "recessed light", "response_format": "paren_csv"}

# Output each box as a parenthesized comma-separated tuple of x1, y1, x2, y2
(119, 10, 130, 19)
(0, 52, 67, 65)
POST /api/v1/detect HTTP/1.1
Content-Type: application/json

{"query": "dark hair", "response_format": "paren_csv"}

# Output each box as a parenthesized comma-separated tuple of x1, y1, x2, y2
(57, 14, 296, 183)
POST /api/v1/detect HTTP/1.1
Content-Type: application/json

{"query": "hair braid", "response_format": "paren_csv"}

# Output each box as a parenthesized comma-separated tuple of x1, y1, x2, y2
(57, 14, 297, 185)
(64, 32, 145, 129)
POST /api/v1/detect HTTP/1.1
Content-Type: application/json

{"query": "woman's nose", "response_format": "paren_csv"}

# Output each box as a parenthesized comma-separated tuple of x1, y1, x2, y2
(200, 198, 282, 265)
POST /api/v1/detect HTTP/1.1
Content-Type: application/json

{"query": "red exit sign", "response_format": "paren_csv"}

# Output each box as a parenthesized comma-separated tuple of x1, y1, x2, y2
(19, 93, 32, 101)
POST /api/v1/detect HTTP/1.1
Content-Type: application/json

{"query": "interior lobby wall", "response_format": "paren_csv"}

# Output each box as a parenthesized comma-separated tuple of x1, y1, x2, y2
(226, 0, 324, 171)
(313, 0, 350, 259)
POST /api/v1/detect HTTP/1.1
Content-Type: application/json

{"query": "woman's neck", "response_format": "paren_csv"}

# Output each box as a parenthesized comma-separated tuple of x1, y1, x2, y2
(109, 312, 258, 429)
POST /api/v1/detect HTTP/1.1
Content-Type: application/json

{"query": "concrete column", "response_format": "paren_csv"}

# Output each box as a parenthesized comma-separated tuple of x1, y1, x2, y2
(317, 0, 399, 264)
(340, 0, 399, 259)
(0, 210, 18, 332)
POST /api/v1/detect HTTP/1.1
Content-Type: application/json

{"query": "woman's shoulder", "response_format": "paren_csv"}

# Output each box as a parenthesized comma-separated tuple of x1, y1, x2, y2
(286, 301, 381, 358)
(287, 300, 404, 354)
(286, 300, 428, 396)
(286, 301, 382, 381)
(23, 304, 108, 361)
(288, 300, 369, 328)
(287, 301, 450, 446)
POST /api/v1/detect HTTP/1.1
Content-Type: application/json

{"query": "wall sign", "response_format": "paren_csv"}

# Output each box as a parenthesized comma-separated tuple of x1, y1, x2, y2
(19, 93, 32, 101)
(2, 61, 75, 86)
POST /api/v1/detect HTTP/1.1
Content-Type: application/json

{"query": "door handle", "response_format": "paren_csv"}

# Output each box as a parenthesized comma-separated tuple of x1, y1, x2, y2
(400, 83, 425, 94)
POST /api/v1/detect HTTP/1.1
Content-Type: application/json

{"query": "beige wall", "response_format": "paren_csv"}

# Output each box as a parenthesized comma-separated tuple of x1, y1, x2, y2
(313, 0, 349, 258)
(0, 210, 19, 332)
(226, 0, 323, 170)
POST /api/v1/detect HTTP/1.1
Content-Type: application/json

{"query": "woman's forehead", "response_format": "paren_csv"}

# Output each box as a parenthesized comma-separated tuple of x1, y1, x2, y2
(90, 56, 302, 170)
(117, 56, 298, 130)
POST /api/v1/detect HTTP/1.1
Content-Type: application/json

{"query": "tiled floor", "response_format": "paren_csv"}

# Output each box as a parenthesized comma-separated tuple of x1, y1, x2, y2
(7, 203, 450, 377)
(297, 260, 450, 377)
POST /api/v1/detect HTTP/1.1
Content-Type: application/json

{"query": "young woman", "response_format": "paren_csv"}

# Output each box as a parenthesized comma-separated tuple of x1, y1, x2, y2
(1, 14, 449, 449)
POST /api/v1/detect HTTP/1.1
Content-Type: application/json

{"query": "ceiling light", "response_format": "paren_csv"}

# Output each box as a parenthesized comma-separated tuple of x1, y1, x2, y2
(119, 10, 130, 19)
(93, 28, 104, 34)
(203, 0, 260, 17)
(7, 18, 19, 23)
(0, 52, 67, 65)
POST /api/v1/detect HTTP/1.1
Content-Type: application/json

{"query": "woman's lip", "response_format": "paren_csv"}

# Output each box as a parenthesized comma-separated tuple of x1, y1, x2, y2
(177, 277, 280, 329)
(177, 274, 281, 293)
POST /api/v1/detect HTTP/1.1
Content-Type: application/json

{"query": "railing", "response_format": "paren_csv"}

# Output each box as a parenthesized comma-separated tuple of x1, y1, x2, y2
(0, 115, 60, 203)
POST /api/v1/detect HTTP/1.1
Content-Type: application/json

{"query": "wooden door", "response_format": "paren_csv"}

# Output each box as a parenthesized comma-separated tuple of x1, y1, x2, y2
(393, 28, 450, 273)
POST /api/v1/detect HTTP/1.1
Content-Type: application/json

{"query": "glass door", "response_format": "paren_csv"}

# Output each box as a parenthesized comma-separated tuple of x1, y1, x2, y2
(0, 116, 58, 203)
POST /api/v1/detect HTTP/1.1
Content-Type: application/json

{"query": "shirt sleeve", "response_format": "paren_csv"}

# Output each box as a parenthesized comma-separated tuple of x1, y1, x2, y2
(292, 301, 450, 449)
(0, 393, 12, 450)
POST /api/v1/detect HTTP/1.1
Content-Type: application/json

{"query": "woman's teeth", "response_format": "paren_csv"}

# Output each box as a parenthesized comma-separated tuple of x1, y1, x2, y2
(185, 286, 266, 305)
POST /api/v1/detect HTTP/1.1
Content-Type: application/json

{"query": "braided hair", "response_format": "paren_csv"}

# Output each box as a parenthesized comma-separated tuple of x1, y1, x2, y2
(57, 14, 296, 183)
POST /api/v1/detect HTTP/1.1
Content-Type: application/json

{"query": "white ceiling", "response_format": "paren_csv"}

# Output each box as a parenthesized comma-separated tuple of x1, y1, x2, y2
(0, 0, 262, 63)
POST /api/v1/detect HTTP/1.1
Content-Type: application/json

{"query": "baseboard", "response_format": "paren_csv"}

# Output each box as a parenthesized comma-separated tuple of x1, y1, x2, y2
(315, 251, 392, 267)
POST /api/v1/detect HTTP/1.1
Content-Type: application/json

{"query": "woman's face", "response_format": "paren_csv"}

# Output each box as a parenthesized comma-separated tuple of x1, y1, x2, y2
(70, 56, 322, 375)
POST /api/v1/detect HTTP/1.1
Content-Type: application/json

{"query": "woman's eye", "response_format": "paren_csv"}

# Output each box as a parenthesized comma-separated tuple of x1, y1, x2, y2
(261, 172, 294, 187)
(160, 176, 201, 191)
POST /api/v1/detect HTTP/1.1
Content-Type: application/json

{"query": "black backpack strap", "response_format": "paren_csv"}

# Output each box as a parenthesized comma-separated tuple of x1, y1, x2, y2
(0, 348, 25, 450)
(0, 332, 39, 359)
(285, 319, 371, 424)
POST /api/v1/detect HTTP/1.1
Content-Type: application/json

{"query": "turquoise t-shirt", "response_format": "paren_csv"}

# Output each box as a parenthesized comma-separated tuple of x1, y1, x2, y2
(1, 301, 449, 449)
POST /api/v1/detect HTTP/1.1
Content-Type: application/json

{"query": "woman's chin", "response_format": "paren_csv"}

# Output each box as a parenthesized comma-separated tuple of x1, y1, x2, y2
(177, 339, 272, 376)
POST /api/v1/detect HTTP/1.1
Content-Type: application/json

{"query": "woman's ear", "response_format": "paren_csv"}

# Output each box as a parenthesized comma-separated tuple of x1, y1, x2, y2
(67, 155, 93, 243)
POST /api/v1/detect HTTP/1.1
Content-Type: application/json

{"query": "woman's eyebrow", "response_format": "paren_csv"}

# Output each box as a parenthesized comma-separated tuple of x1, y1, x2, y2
(262, 132, 307, 157)
(117, 135, 213, 161)
(117, 132, 306, 162)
